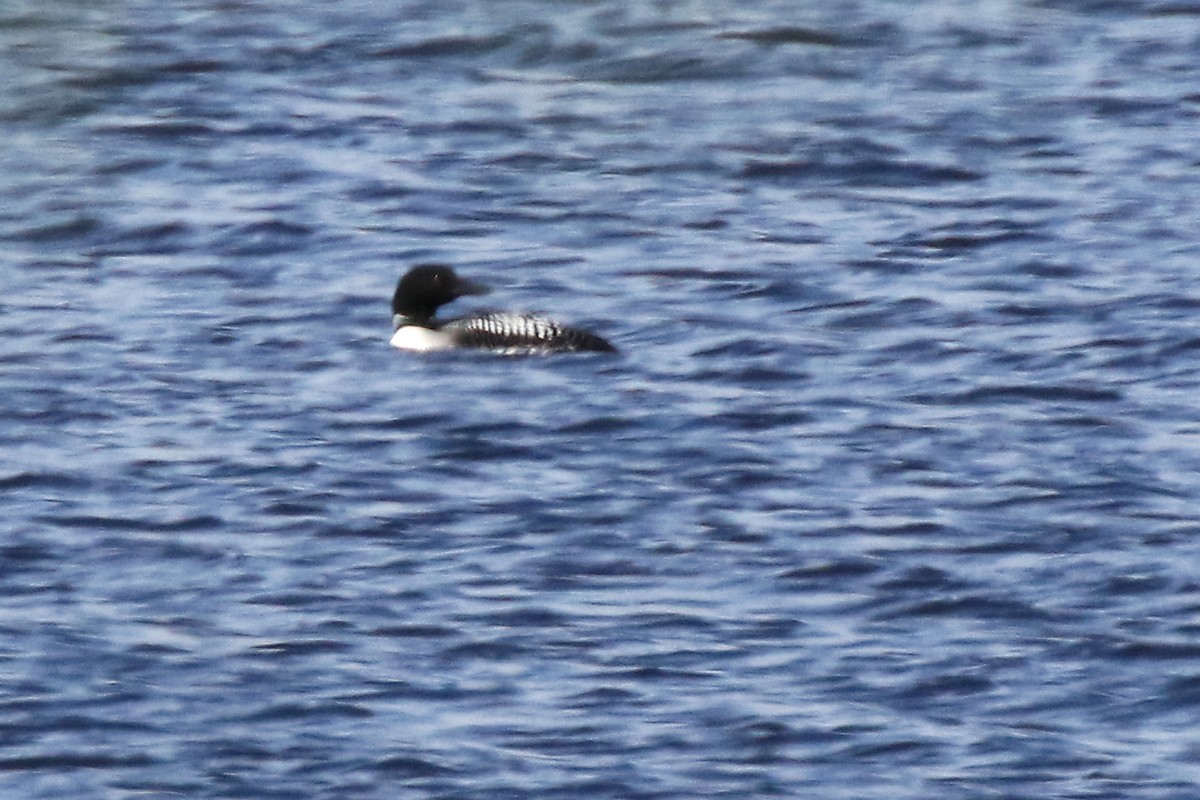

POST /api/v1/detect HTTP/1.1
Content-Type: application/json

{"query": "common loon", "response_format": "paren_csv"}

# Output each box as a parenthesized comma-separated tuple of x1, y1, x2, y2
(390, 264, 616, 354)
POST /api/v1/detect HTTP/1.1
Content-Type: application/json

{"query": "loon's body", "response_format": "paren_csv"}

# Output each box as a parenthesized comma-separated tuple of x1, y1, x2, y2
(390, 264, 616, 354)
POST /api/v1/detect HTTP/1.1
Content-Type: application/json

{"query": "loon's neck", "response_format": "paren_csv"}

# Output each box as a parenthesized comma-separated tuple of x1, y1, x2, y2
(394, 313, 436, 330)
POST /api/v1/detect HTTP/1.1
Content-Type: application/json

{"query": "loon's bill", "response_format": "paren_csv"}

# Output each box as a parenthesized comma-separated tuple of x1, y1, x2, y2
(390, 264, 616, 354)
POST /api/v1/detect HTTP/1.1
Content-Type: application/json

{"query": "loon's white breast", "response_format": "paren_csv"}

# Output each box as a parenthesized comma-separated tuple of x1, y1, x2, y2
(389, 325, 455, 352)
(389, 264, 616, 354)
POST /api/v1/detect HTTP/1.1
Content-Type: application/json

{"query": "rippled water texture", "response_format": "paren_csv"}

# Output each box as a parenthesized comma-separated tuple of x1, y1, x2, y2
(4, 1, 1200, 797)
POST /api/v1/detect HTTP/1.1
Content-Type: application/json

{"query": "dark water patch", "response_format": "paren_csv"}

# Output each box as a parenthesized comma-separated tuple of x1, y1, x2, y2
(245, 701, 372, 722)
(0, 753, 157, 771)
(212, 219, 316, 257)
(1101, 573, 1172, 596)
(741, 157, 982, 187)
(1160, 335, 1200, 357)
(900, 672, 994, 699)
(683, 216, 730, 231)
(601, 666, 718, 683)
(621, 265, 755, 283)
(343, 679, 499, 703)
(778, 557, 882, 584)
(875, 565, 969, 593)
(685, 363, 808, 387)
(115, 779, 208, 797)
(245, 591, 345, 609)
(877, 223, 1046, 255)
(857, 521, 947, 538)
(1161, 674, 1200, 706)
(717, 26, 846, 47)
(345, 179, 417, 202)
(373, 32, 518, 60)
(94, 118, 221, 141)
(52, 325, 119, 344)
(370, 624, 456, 639)
(567, 686, 644, 708)
(555, 415, 636, 434)
(442, 638, 530, 663)
(410, 118, 530, 139)
(5, 214, 102, 244)
(58, 62, 208, 93)
(500, 723, 625, 756)
(435, 438, 542, 462)
(843, 256, 922, 274)
(93, 220, 193, 256)
(626, 612, 719, 634)
(533, 557, 654, 589)
(480, 606, 567, 629)
(580, 53, 750, 84)
(835, 737, 942, 762)
(262, 499, 331, 518)
(1108, 639, 1200, 661)
(310, 516, 411, 542)
(373, 755, 457, 778)
(1026, 0, 1143, 14)
(1147, 3, 1200, 16)
(1087, 94, 1180, 119)
(27, 715, 157, 735)
(692, 336, 795, 358)
(93, 156, 164, 176)
(909, 383, 1123, 406)
(246, 640, 353, 658)
(0, 542, 57, 566)
(1018, 259, 1087, 279)
(36, 513, 224, 534)
(876, 594, 1051, 622)
(487, 151, 597, 172)
(0, 471, 86, 491)
(737, 617, 802, 640)
(1046, 415, 1118, 432)
(825, 297, 945, 331)
(129, 642, 191, 657)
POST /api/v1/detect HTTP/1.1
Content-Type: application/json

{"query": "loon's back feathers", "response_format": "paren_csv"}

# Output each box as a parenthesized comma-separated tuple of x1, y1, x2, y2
(443, 312, 616, 353)
(390, 264, 616, 354)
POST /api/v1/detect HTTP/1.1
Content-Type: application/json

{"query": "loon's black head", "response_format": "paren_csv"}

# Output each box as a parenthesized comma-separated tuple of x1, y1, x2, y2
(392, 263, 491, 325)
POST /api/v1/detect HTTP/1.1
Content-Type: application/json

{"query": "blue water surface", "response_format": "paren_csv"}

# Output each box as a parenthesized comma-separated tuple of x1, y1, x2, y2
(4, 1, 1200, 798)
